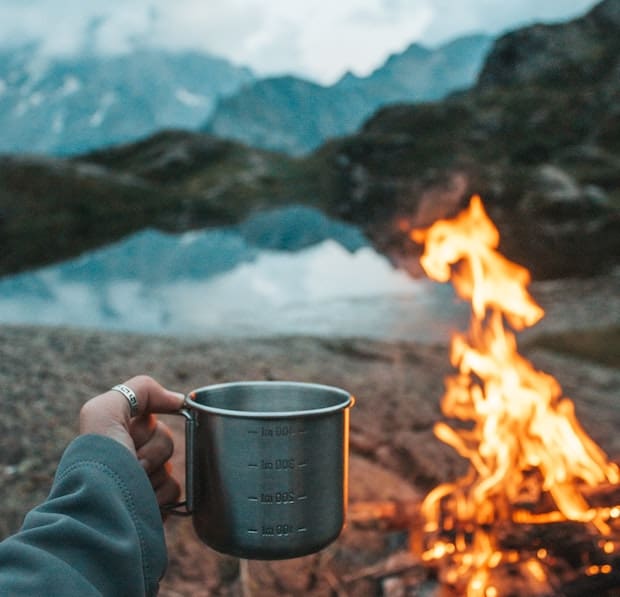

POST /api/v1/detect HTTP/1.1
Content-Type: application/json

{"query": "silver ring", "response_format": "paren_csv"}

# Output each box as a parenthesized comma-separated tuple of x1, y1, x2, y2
(111, 384, 139, 418)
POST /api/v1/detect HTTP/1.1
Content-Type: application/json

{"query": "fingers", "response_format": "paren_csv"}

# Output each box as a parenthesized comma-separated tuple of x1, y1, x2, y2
(146, 462, 181, 509)
(147, 462, 172, 489)
(156, 475, 181, 514)
(121, 375, 185, 418)
(149, 462, 181, 520)
(132, 417, 180, 516)
(135, 419, 174, 472)
(129, 414, 158, 452)
(157, 477, 181, 508)
(133, 418, 181, 513)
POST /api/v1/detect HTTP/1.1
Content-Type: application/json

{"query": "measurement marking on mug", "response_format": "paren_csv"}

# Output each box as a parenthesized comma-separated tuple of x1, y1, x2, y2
(259, 458, 296, 470)
(247, 429, 258, 435)
(297, 462, 308, 469)
(260, 424, 294, 437)
(258, 491, 295, 504)
(260, 524, 294, 536)
(297, 495, 308, 501)
(248, 496, 259, 502)
(247, 463, 259, 468)
(258, 525, 308, 536)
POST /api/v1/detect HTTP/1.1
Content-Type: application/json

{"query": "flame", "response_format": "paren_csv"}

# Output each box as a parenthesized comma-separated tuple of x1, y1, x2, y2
(410, 195, 619, 596)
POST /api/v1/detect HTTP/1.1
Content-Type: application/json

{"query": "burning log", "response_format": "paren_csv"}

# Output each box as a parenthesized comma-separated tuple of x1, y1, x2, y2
(349, 499, 423, 531)
(562, 568, 620, 597)
(341, 550, 423, 584)
(583, 482, 620, 508)
(348, 496, 619, 595)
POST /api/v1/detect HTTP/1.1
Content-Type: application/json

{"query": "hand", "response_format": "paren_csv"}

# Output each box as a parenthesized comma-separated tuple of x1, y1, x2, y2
(79, 375, 185, 510)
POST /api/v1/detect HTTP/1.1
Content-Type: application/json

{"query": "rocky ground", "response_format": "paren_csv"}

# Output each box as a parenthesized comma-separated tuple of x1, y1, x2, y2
(0, 272, 618, 595)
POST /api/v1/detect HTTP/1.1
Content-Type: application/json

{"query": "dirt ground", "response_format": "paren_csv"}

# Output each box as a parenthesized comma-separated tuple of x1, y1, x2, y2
(0, 272, 618, 595)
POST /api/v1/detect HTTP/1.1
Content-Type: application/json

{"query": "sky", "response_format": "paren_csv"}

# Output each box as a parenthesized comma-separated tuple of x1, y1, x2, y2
(0, 0, 600, 85)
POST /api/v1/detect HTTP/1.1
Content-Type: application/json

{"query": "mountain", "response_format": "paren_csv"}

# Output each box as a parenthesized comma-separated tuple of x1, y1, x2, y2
(477, 0, 620, 90)
(0, 131, 295, 276)
(203, 34, 493, 155)
(306, 0, 620, 280)
(0, 45, 254, 155)
(1, 1, 619, 281)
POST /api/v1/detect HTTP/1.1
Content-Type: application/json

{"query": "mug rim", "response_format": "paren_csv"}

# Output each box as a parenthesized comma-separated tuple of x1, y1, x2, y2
(185, 380, 354, 419)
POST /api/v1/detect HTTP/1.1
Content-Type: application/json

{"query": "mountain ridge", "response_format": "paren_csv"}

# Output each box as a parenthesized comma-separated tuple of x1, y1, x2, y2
(204, 34, 493, 155)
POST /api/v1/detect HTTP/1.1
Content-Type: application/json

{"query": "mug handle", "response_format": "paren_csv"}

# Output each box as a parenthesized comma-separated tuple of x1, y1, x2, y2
(160, 406, 195, 517)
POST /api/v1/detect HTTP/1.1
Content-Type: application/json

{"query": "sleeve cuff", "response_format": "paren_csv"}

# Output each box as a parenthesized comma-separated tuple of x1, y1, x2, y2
(56, 434, 167, 593)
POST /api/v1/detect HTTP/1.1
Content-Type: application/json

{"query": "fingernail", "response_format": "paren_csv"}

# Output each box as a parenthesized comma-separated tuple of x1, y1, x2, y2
(171, 391, 185, 402)
(139, 458, 150, 471)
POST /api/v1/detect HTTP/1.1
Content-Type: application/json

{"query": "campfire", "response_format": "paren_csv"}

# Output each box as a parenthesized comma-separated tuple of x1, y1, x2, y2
(402, 195, 620, 596)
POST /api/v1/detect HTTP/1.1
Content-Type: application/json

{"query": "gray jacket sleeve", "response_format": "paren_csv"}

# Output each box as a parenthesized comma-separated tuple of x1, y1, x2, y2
(0, 434, 167, 596)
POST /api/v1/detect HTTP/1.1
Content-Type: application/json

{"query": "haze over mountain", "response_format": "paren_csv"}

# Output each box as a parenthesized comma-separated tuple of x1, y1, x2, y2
(204, 35, 493, 155)
(0, 45, 253, 155)
(0, 0, 599, 85)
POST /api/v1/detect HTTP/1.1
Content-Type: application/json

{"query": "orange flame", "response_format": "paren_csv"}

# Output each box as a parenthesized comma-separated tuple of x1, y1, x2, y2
(410, 195, 619, 596)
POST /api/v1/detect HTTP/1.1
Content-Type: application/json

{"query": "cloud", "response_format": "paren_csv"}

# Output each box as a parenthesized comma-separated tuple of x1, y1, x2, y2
(418, 0, 597, 45)
(0, 0, 600, 84)
(213, 0, 433, 83)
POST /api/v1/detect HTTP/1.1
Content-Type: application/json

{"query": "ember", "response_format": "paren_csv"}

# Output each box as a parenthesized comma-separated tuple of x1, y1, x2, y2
(410, 196, 620, 596)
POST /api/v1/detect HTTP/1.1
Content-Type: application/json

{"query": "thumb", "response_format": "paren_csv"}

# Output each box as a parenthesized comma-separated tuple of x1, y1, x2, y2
(122, 375, 185, 417)
(80, 376, 185, 455)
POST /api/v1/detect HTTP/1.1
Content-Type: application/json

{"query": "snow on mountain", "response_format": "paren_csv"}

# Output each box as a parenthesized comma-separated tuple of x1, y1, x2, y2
(0, 45, 254, 155)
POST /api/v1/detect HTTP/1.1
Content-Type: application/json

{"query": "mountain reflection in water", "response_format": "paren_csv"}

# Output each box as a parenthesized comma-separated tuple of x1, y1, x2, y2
(0, 207, 468, 342)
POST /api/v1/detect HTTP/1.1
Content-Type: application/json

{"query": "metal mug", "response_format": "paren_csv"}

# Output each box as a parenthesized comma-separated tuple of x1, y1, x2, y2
(169, 381, 354, 560)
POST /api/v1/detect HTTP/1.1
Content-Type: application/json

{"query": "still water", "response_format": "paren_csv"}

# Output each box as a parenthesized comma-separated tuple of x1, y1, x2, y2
(0, 209, 469, 342)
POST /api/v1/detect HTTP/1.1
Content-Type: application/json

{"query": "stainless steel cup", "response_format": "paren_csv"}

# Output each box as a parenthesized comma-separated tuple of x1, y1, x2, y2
(172, 381, 354, 560)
